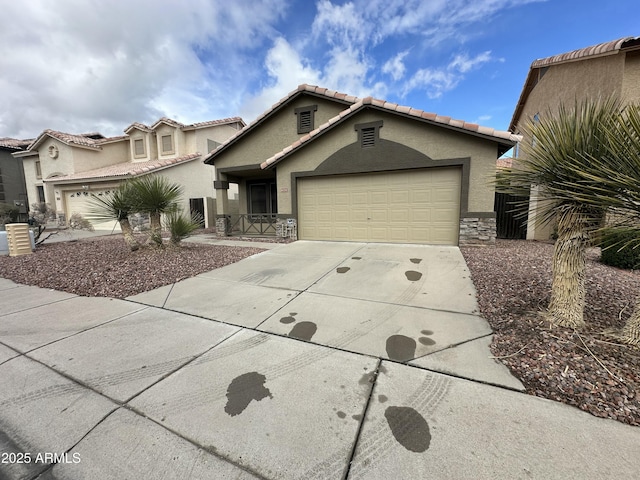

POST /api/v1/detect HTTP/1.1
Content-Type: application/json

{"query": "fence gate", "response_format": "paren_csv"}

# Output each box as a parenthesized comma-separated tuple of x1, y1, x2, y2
(494, 192, 528, 239)
(189, 198, 205, 227)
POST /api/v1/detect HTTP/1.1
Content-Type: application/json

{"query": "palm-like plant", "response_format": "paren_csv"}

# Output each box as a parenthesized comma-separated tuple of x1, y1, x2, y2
(552, 103, 640, 344)
(129, 175, 184, 246)
(87, 183, 141, 251)
(497, 97, 624, 329)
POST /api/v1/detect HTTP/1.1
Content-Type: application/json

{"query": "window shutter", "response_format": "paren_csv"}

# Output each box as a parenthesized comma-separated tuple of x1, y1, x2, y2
(299, 111, 312, 132)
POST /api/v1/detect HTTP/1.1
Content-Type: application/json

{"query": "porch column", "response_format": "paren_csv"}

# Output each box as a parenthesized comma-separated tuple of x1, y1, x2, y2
(214, 180, 230, 236)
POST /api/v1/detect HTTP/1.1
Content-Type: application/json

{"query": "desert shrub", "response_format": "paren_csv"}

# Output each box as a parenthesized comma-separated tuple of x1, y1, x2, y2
(69, 213, 94, 231)
(30, 202, 56, 225)
(164, 209, 202, 244)
(599, 228, 640, 270)
(0, 202, 19, 226)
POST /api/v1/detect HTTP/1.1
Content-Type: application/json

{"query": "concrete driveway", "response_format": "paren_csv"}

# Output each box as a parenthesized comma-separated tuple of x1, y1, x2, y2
(1, 241, 639, 479)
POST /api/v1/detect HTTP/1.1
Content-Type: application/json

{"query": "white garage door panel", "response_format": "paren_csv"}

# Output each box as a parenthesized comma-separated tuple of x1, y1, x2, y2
(298, 168, 461, 245)
(65, 190, 120, 231)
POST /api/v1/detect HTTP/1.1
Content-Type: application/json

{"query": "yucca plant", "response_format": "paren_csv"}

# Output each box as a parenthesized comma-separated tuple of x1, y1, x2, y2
(164, 209, 203, 245)
(496, 97, 625, 329)
(551, 103, 640, 344)
(128, 176, 183, 246)
(87, 182, 141, 251)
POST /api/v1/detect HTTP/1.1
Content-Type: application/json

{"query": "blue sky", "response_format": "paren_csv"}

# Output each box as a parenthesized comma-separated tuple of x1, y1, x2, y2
(0, 0, 637, 140)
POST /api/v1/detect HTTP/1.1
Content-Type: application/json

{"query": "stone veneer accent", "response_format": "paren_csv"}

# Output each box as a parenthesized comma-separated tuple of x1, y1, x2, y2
(459, 217, 496, 246)
(215, 216, 231, 236)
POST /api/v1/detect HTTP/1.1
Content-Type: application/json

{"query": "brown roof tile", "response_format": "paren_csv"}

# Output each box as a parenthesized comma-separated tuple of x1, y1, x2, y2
(260, 92, 521, 169)
(44, 153, 201, 183)
(0, 137, 33, 150)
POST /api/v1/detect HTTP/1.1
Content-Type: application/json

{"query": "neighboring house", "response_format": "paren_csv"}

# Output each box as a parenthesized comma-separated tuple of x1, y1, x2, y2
(509, 36, 640, 240)
(205, 84, 519, 246)
(13, 117, 245, 230)
(0, 138, 32, 221)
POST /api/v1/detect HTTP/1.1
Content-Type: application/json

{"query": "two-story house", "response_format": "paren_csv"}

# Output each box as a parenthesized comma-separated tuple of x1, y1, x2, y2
(509, 36, 640, 240)
(205, 84, 519, 246)
(13, 117, 245, 230)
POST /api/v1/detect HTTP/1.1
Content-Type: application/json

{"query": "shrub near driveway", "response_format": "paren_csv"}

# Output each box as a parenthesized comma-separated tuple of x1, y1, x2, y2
(461, 240, 640, 426)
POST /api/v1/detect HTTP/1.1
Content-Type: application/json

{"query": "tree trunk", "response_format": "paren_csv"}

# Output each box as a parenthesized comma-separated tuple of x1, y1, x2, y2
(546, 210, 589, 329)
(618, 296, 640, 346)
(148, 212, 162, 246)
(118, 218, 140, 252)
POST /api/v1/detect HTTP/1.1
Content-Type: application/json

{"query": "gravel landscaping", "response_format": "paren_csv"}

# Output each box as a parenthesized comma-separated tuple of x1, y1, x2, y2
(0, 234, 638, 426)
(461, 240, 640, 426)
(0, 234, 266, 298)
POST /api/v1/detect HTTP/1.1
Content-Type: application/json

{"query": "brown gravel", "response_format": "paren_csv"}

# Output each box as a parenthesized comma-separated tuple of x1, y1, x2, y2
(0, 235, 265, 298)
(2, 235, 638, 425)
(461, 240, 640, 426)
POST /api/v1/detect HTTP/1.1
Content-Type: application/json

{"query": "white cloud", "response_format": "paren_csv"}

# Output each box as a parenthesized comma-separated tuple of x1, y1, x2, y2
(382, 51, 410, 81)
(403, 51, 495, 99)
(0, 0, 287, 138)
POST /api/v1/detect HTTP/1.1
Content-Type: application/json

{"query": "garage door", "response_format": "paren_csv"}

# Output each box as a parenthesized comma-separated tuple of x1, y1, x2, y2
(65, 189, 120, 231)
(297, 168, 461, 245)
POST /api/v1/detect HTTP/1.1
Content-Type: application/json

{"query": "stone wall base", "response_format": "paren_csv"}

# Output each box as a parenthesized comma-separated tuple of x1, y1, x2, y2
(215, 216, 230, 237)
(459, 217, 496, 246)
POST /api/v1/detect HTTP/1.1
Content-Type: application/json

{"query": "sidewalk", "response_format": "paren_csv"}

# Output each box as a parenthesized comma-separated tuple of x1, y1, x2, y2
(0, 241, 638, 479)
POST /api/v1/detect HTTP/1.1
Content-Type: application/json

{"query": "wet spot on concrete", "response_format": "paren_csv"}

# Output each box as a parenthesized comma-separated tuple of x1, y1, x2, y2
(419, 337, 436, 346)
(410, 258, 422, 264)
(421, 330, 433, 335)
(352, 414, 363, 421)
(352, 256, 362, 260)
(378, 394, 388, 403)
(336, 411, 346, 419)
(384, 406, 431, 453)
(386, 335, 417, 361)
(279, 316, 296, 324)
(405, 270, 422, 282)
(359, 372, 375, 385)
(224, 372, 273, 417)
(336, 267, 350, 274)
(288, 321, 317, 341)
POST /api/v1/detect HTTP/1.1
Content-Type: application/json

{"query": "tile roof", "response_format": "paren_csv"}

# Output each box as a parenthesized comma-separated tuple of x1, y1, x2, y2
(27, 129, 104, 151)
(496, 158, 513, 168)
(0, 137, 34, 150)
(510, 36, 640, 131)
(126, 117, 246, 134)
(44, 153, 201, 183)
(260, 95, 521, 169)
(531, 36, 640, 68)
(204, 84, 358, 162)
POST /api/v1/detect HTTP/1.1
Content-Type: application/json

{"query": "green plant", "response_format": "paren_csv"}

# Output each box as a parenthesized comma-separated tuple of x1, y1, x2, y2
(30, 202, 56, 225)
(0, 202, 19, 226)
(68, 213, 94, 231)
(128, 176, 183, 246)
(164, 209, 202, 245)
(87, 183, 141, 251)
(599, 228, 640, 270)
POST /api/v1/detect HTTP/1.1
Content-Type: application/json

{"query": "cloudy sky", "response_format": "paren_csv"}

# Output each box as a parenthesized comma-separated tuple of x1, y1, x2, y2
(0, 0, 637, 140)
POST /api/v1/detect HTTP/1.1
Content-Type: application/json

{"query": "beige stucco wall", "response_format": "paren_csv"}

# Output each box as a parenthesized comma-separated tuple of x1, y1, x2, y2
(274, 110, 501, 215)
(515, 54, 625, 135)
(73, 141, 128, 173)
(212, 95, 350, 172)
(622, 51, 640, 105)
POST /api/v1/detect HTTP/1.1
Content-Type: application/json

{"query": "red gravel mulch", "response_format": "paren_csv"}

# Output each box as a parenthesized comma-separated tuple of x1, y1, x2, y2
(461, 240, 640, 426)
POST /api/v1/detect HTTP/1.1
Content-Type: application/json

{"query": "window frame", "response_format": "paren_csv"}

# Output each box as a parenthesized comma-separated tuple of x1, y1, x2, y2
(133, 138, 146, 158)
(160, 134, 174, 155)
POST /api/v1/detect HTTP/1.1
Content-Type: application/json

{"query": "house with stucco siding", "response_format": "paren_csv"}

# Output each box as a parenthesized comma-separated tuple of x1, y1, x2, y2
(13, 117, 245, 230)
(205, 84, 519, 246)
(509, 36, 640, 240)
